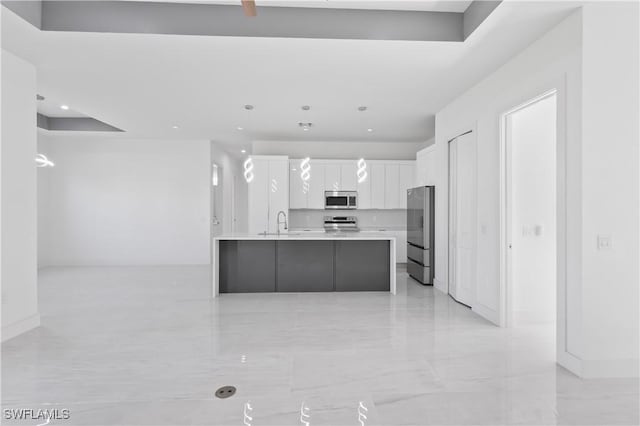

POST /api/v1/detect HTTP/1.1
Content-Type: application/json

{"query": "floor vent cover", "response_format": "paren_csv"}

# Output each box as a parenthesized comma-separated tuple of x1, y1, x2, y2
(215, 385, 236, 399)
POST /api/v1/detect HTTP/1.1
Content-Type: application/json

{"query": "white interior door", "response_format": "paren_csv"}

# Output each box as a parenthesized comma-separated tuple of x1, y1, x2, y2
(448, 132, 476, 307)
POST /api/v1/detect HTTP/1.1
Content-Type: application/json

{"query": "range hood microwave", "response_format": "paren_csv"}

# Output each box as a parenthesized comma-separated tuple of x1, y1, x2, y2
(324, 191, 357, 210)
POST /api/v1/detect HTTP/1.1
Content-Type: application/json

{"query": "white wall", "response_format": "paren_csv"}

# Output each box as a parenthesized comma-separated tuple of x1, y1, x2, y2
(38, 135, 212, 266)
(579, 2, 639, 378)
(1, 50, 40, 341)
(432, 3, 639, 377)
(510, 94, 556, 325)
(252, 140, 424, 160)
(415, 139, 437, 186)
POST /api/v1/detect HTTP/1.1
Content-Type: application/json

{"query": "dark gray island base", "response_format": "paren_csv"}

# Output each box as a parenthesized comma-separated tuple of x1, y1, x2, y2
(218, 239, 390, 293)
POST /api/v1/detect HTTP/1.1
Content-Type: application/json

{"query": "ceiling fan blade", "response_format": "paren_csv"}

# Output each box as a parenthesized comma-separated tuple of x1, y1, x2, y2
(241, 0, 257, 17)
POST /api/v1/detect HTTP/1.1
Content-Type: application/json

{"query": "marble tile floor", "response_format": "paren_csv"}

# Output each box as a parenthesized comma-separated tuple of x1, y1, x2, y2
(2, 266, 638, 425)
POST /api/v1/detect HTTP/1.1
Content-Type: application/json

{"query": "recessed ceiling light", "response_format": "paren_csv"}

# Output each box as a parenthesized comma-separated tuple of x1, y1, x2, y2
(241, 149, 246, 154)
(301, 105, 311, 111)
(367, 128, 373, 132)
(60, 105, 69, 110)
(244, 105, 254, 110)
(236, 126, 244, 131)
(358, 106, 367, 112)
(172, 125, 179, 129)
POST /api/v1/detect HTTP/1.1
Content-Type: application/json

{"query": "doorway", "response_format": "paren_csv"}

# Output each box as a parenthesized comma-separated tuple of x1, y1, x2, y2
(448, 131, 477, 307)
(503, 91, 557, 328)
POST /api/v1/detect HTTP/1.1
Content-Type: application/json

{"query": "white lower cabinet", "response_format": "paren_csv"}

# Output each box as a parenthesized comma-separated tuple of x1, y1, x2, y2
(248, 156, 289, 234)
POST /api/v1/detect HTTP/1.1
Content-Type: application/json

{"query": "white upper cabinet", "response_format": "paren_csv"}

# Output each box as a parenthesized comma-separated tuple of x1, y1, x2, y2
(308, 161, 325, 209)
(288, 158, 415, 210)
(289, 160, 306, 209)
(357, 166, 372, 209)
(385, 163, 400, 209)
(340, 163, 357, 191)
(247, 156, 289, 234)
(324, 164, 340, 192)
(370, 163, 386, 209)
(267, 158, 289, 233)
(399, 164, 415, 209)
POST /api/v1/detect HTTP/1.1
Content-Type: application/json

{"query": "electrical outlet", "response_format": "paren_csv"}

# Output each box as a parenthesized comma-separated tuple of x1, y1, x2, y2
(597, 235, 612, 250)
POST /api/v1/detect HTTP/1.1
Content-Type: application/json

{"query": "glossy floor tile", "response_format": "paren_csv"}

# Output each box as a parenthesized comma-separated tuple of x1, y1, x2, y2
(2, 266, 638, 425)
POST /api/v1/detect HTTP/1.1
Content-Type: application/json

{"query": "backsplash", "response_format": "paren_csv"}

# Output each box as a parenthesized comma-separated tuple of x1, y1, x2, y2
(290, 209, 406, 230)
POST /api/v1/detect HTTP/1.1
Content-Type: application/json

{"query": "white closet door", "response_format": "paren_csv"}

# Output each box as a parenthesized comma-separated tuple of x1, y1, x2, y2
(448, 132, 476, 307)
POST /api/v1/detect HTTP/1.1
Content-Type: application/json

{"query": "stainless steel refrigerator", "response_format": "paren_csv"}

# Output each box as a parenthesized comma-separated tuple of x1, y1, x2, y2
(407, 186, 435, 285)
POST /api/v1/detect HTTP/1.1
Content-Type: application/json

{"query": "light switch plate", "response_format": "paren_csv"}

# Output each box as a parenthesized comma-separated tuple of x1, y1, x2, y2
(597, 234, 612, 250)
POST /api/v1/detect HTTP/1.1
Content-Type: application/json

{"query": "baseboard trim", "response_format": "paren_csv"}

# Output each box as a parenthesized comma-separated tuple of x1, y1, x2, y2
(433, 278, 447, 294)
(472, 303, 500, 325)
(1, 314, 41, 342)
(581, 358, 640, 378)
(558, 350, 583, 377)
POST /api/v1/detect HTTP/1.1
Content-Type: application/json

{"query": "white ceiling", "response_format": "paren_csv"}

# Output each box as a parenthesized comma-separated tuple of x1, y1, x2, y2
(2, 1, 580, 150)
(121, 0, 474, 13)
(37, 96, 86, 118)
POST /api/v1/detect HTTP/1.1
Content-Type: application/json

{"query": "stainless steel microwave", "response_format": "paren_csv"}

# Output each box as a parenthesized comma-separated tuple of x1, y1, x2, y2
(324, 191, 357, 210)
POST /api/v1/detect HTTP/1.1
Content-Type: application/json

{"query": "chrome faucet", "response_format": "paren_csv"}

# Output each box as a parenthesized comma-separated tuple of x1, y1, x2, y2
(276, 210, 288, 236)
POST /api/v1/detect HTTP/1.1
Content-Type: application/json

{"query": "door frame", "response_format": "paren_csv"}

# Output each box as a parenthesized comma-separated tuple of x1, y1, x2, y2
(500, 89, 558, 328)
(498, 77, 574, 371)
(447, 128, 474, 301)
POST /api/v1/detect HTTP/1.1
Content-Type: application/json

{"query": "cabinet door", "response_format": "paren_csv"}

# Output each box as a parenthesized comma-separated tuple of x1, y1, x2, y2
(308, 161, 325, 209)
(385, 164, 400, 209)
(289, 160, 307, 209)
(324, 164, 341, 192)
(398, 164, 415, 209)
(267, 159, 289, 234)
(247, 158, 270, 234)
(340, 162, 357, 191)
(370, 163, 386, 209)
(357, 162, 372, 209)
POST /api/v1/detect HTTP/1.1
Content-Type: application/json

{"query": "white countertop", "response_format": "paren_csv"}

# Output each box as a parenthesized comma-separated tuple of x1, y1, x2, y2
(214, 232, 396, 241)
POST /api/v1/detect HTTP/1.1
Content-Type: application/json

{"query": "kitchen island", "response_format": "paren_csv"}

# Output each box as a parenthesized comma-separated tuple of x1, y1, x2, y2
(212, 232, 396, 296)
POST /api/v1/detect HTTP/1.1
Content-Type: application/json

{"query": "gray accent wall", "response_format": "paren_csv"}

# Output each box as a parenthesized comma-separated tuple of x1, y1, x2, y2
(2, 0, 42, 28)
(463, 0, 502, 39)
(4, 0, 502, 42)
(40, 1, 463, 41)
(37, 114, 124, 132)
